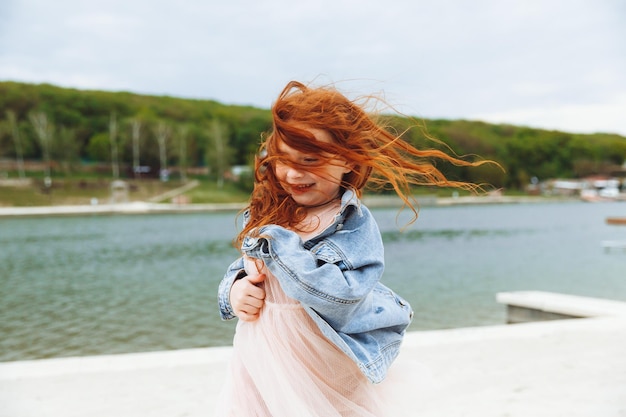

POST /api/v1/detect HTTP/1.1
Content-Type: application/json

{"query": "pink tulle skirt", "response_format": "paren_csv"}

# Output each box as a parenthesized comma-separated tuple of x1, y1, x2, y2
(214, 269, 393, 416)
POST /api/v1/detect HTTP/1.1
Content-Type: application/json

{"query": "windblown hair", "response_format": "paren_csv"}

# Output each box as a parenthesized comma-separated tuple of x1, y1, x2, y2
(236, 80, 490, 248)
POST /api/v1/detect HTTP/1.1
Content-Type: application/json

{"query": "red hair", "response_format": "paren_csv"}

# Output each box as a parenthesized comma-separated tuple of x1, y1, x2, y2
(236, 80, 491, 247)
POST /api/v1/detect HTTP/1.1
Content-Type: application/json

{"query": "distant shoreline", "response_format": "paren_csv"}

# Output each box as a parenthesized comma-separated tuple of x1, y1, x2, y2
(0, 195, 578, 218)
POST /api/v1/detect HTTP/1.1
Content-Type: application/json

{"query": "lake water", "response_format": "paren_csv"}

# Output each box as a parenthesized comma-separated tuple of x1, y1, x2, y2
(1, 201, 625, 362)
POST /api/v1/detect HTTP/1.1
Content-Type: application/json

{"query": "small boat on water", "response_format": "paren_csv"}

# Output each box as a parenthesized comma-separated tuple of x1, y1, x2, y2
(606, 217, 626, 225)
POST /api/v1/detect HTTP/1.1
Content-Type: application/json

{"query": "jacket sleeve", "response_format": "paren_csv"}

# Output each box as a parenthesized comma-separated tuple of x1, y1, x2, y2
(217, 209, 250, 321)
(242, 213, 384, 329)
(217, 256, 246, 320)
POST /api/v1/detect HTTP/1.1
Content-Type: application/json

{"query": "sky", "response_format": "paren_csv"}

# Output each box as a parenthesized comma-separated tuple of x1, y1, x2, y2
(1, 0, 625, 135)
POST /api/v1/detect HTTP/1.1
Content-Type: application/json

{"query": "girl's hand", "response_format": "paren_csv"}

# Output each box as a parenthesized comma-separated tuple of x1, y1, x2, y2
(230, 272, 266, 322)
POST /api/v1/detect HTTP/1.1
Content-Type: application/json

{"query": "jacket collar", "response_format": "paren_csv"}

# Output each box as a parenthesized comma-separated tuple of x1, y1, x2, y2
(339, 188, 363, 218)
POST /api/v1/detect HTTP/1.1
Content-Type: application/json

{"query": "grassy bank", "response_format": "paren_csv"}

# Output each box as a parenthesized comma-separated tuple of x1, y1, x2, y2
(0, 176, 251, 207)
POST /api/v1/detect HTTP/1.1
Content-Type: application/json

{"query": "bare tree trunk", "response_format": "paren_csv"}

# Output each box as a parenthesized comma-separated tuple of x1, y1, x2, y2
(29, 111, 53, 190)
(131, 119, 141, 179)
(6, 110, 25, 179)
(206, 120, 232, 189)
(109, 112, 119, 179)
(57, 127, 78, 175)
(178, 125, 188, 183)
(155, 122, 171, 182)
(212, 120, 225, 188)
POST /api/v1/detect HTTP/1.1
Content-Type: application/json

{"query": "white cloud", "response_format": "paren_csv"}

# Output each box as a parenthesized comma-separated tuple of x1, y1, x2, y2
(0, 0, 624, 135)
(472, 93, 626, 135)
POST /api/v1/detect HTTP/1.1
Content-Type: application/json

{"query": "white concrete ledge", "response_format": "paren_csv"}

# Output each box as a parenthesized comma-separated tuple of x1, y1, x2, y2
(602, 240, 626, 251)
(497, 290, 626, 323)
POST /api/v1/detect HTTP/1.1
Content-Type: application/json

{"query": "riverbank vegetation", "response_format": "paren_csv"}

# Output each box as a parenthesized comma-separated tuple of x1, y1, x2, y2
(1, 81, 625, 206)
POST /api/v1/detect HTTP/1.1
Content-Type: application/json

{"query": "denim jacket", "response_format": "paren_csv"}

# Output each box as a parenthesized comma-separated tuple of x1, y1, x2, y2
(217, 189, 413, 384)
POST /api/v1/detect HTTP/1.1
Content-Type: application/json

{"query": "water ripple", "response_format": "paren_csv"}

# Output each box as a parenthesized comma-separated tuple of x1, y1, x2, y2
(2, 204, 625, 362)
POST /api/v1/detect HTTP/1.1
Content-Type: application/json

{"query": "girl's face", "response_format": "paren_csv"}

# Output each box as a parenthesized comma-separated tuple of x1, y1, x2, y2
(273, 128, 352, 207)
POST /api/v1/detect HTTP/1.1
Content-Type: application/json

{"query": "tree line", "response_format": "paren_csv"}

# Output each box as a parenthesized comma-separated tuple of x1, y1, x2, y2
(1, 81, 625, 191)
(0, 82, 270, 189)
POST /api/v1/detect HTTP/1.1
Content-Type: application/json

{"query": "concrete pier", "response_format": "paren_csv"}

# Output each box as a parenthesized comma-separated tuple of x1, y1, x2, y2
(497, 290, 626, 323)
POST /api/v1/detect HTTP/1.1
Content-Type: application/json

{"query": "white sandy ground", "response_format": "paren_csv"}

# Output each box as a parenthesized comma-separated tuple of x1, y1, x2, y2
(1, 316, 625, 417)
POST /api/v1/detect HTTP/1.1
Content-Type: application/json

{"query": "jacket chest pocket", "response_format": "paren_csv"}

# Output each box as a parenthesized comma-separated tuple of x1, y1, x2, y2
(310, 241, 348, 269)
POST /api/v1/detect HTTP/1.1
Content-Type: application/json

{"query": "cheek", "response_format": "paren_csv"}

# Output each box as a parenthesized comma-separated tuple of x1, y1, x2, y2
(273, 163, 286, 180)
(328, 167, 350, 182)
(273, 163, 296, 183)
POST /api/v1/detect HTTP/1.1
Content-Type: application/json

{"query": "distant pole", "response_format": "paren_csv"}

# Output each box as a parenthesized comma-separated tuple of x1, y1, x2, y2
(109, 112, 119, 179)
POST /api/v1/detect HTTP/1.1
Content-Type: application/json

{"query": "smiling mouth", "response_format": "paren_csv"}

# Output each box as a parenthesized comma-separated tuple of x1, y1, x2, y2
(290, 183, 315, 192)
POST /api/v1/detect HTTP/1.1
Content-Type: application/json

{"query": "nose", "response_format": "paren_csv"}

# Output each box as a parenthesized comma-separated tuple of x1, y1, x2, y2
(285, 166, 305, 180)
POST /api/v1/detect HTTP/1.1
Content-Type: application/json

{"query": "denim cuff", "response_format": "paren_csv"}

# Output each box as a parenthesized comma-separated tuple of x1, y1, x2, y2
(217, 257, 245, 320)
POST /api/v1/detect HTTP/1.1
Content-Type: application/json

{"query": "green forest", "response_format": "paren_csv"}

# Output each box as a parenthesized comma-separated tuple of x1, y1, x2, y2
(1, 81, 625, 193)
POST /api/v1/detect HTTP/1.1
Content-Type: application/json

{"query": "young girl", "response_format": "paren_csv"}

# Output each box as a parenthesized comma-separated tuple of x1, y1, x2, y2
(216, 81, 488, 416)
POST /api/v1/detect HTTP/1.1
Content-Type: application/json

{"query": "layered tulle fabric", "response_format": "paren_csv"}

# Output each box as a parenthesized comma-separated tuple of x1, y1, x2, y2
(214, 258, 389, 416)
